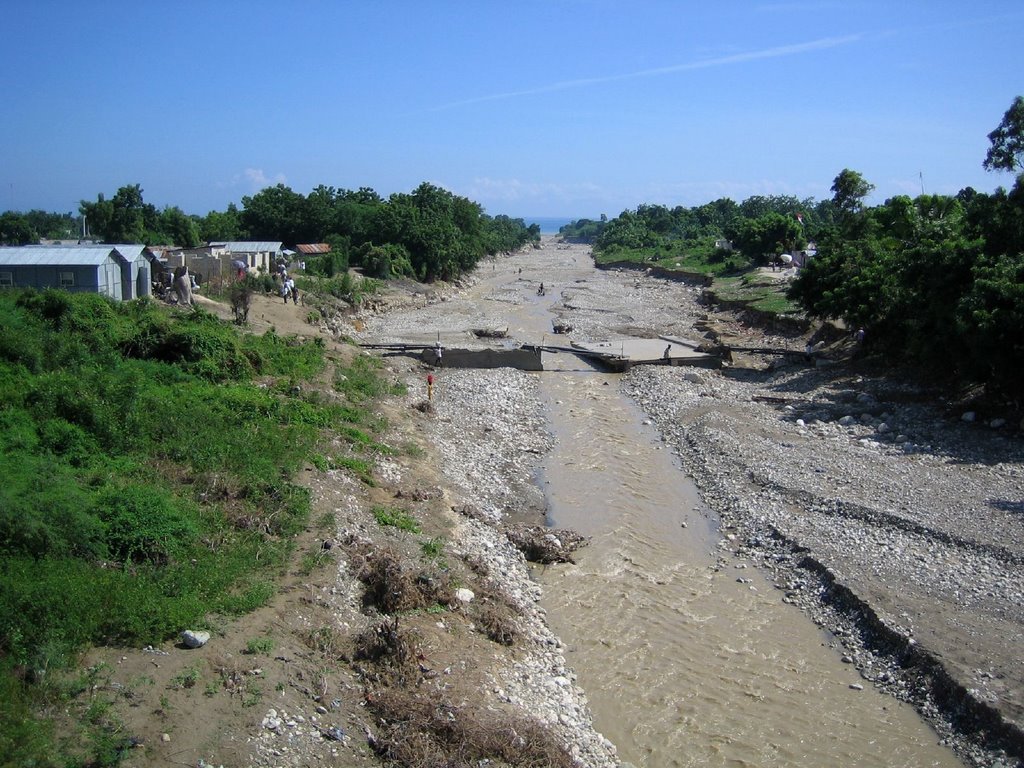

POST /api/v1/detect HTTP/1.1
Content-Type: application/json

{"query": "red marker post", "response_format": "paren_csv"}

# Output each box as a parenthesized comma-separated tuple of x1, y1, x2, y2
(427, 373, 434, 401)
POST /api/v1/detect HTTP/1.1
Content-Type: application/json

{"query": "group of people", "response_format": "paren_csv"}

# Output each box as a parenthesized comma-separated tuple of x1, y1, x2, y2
(278, 271, 300, 304)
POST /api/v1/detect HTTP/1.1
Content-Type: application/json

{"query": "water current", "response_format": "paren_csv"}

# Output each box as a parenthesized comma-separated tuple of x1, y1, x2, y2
(471, 251, 964, 767)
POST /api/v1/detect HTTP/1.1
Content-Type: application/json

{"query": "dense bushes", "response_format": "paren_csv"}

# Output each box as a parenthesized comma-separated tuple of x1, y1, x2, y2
(789, 181, 1024, 395)
(0, 290, 348, 737)
(241, 181, 540, 282)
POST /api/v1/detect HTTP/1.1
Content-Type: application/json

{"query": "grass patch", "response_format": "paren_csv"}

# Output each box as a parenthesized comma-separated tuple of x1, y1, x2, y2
(309, 453, 376, 484)
(595, 238, 751, 276)
(0, 288, 408, 764)
(169, 666, 202, 690)
(299, 547, 334, 575)
(420, 537, 445, 560)
(335, 354, 406, 403)
(709, 272, 802, 315)
(335, 456, 376, 485)
(372, 506, 421, 533)
(400, 442, 426, 459)
(244, 637, 275, 656)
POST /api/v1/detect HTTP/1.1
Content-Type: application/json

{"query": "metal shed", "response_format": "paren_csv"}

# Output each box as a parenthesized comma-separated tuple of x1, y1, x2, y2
(0, 244, 150, 300)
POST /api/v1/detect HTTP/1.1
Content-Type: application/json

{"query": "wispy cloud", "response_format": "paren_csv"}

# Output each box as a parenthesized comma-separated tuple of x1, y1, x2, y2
(430, 35, 862, 112)
(216, 168, 289, 193)
(243, 168, 287, 190)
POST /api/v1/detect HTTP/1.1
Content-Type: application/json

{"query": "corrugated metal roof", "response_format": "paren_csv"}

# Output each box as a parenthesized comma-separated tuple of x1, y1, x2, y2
(295, 243, 331, 254)
(0, 244, 145, 266)
(210, 241, 282, 253)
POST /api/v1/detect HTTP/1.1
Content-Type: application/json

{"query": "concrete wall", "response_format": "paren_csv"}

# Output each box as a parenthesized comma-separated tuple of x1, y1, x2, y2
(419, 347, 544, 371)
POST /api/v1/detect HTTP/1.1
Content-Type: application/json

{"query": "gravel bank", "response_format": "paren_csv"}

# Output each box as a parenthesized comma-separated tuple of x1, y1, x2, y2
(621, 362, 1024, 767)
(423, 368, 620, 768)
(355, 240, 1023, 767)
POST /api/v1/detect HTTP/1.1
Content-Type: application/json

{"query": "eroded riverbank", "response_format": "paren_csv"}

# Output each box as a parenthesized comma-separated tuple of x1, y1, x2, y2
(355, 237, 1024, 767)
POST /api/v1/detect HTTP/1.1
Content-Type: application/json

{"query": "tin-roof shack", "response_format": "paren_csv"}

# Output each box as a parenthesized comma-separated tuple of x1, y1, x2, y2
(0, 244, 151, 300)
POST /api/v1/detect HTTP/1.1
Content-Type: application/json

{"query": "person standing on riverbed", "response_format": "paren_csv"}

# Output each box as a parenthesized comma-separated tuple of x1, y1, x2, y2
(434, 341, 443, 367)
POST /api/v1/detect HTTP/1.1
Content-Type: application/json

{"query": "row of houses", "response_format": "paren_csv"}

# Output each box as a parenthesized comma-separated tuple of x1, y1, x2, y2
(0, 241, 328, 300)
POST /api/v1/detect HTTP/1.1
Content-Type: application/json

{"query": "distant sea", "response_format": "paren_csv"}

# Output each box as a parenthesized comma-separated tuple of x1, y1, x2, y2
(522, 216, 579, 235)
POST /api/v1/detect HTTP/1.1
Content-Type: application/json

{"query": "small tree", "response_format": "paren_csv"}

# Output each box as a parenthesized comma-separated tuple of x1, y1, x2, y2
(229, 280, 255, 324)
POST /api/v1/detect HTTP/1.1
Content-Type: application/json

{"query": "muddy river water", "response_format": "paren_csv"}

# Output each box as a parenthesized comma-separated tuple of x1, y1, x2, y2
(537, 368, 961, 767)
(493, 249, 962, 767)
(386, 246, 965, 766)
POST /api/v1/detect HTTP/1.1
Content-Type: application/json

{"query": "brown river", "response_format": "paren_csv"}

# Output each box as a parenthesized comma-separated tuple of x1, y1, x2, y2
(386, 243, 965, 767)
(537, 368, 961, 767)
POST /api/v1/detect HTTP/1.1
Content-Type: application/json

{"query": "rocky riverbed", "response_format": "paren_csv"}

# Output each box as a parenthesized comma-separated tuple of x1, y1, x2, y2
(353, 239, 1024, 768)
(622, 363, 1023, 768)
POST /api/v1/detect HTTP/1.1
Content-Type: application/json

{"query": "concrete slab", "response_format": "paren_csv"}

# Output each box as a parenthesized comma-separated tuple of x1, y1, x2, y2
(571, 336, 719, 370)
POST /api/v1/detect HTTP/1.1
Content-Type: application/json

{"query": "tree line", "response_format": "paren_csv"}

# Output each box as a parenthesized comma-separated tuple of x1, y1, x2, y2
(566, 97, 1024, 396)
(1, 181, 541, 282)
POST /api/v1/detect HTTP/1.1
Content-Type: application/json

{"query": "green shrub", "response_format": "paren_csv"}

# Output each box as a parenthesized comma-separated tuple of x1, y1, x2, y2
(244, 637, 275, 656)
(335, 353, 404, 402)
(95, 484, 199, 565)
(372, 506, 421, 533)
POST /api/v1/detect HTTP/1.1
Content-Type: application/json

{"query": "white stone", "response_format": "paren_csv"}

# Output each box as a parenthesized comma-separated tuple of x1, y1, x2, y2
(962, 411, 976, 422)
(180, 630, 210, 649)
(455, 588, 475, 603)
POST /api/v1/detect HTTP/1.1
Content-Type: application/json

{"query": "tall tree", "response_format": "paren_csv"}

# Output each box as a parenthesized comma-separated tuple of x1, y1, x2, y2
(154, 206, 201, 247)
(725, 212, 802, 264)
(983, 95, 1024, 174)
(199, 203, 242, 242)
(831, 169, 875, 218)
(79, 184, 153, 243)
(240, 184, 306, 243)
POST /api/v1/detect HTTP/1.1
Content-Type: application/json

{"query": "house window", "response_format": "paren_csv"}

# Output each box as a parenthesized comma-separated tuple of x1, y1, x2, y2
(60, 271, 75, 288)
(0, 272, 12, 287)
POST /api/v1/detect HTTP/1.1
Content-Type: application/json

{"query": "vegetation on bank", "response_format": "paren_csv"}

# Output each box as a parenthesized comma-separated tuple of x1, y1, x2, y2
(557, 216, 608, 243)
(2, 182, 541, 284)
(710, 273, 802, 316)
(790, 99, 1024, 395)
(593, 236, 752, 276)
(0, 290, 395, 766)
(580, 96, 1024, 395)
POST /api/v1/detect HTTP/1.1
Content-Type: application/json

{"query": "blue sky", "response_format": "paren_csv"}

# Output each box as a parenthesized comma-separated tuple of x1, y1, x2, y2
(2, 1, 1022, 220)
